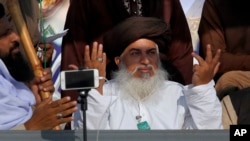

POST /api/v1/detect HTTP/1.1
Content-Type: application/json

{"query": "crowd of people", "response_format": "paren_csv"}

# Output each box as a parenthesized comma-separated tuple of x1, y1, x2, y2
(0, 0, 248, 131)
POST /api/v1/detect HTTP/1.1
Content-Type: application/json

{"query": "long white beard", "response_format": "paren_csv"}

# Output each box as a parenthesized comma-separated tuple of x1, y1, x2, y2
(112, 62, 169, 101)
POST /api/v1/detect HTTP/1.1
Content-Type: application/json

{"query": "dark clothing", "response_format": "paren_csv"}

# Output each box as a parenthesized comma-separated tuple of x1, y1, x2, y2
(61, 0, 193, 101)
(198, 0, 250, 80)
(228, 87, 250, 124)
(199, 0, 250, 127)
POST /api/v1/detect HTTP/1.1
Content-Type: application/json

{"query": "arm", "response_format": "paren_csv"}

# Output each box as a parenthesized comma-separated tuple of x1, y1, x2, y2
(182, 45, 223, 129)
(183, 81, 223, 129)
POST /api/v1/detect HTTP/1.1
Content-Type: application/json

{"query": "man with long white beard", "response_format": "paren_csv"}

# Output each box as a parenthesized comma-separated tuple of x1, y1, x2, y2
(71, 17, 223, 130)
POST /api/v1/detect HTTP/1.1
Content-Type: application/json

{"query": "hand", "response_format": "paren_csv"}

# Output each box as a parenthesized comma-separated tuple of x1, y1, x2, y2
(68, 42, 106, 76)
(36, 43, 54, 67)
(68, 42, 107, 94)
(84, 42, 107, 94)
(24, 96, 77, 130)
(83, 42, 106, 77)
(191, 44, 221, 86)
(28, 68, 55, 103)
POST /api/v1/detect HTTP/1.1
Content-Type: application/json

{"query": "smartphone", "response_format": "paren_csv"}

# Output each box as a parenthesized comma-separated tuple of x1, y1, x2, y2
(60, 69, 99, 90)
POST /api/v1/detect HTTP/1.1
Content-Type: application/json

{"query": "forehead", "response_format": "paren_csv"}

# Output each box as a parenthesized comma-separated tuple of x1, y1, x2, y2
(124, 39, 157, 52)
(0, 16, 12, 35)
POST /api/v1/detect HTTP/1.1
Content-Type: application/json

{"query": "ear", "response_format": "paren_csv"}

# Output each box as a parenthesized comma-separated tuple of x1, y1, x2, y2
(114, 57, 121, 66)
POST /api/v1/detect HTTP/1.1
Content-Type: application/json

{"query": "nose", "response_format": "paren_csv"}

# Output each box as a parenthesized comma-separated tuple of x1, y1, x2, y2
(140, 54, 150, 65)
(10, 32, 20, 42)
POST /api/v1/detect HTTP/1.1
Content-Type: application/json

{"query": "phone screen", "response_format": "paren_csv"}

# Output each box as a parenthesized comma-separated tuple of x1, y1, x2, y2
(65, 70, 95, 89)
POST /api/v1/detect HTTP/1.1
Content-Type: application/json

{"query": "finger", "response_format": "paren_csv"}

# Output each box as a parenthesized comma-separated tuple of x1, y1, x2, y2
(68, 64, 79, 70)
(97, 44, 103, 58)
(42, 69, 52, 78)
(212, 49, 221, 65)
(38, 79, 53, 88)
(38, 82, 55, 95)
(30, 76, 41, 84)
(102, 53, 107, 64)
(40, 72, 52, 83)
(59, 105, 78, 117)
(39, 43, 52, 51)
(205, 44, 212, 62)
(56, 116, 74, 125)
(91, 42, 98, 61)
(39, 79, 53, 92)
(46, 43, 53, 50)
(40, 83, 55, 93)
(213, 62, 221, 76)
(191, 52, 205, 66)
(193, 64, 200, 73)
(54, 101, 77, 121)
(84, 45, 91, 62)
(38, 43, 45, 49)
(35, 96, 52, 108)
(50, 96, 71, 108)
(55, 100, 77, 114)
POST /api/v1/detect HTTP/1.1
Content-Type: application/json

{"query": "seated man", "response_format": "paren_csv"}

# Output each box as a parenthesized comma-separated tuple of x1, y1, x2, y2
(0, 3, 77, 130)
(71, 17, 223, 129)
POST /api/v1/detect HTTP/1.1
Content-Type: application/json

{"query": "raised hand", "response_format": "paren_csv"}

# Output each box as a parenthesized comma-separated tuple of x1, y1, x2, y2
(83, 42, 107, 94)
(67, 42, 107, 94)
(83, 42, 106, 77)
(191, 44, 221, 86)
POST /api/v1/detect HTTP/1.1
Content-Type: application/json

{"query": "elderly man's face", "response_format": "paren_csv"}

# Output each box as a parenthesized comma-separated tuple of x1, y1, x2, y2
(115, 39, 159, 79)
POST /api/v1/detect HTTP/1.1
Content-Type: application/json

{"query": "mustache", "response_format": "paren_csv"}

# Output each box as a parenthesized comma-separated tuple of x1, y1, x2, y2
(131, 64, 155, 75)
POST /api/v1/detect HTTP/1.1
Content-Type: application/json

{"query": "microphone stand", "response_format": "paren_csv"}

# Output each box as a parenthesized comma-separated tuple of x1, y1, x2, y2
(78, 89, 90, 141)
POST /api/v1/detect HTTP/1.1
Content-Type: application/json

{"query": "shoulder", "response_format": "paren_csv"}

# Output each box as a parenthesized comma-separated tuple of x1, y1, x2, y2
(163, 80, 184, 88)
(159, 80, 185, 93)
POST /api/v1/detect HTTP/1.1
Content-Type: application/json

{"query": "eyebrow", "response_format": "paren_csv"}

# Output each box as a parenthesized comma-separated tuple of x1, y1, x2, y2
(128, 47, 157, 52)
(120, 46, 158, 57)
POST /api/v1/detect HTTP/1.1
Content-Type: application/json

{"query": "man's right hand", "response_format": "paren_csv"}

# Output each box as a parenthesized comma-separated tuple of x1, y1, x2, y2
(24, 96, 77, 130)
